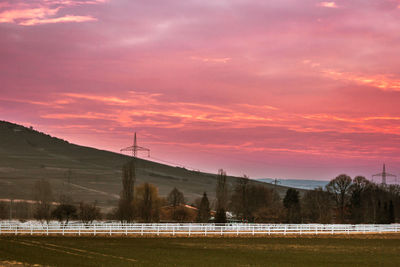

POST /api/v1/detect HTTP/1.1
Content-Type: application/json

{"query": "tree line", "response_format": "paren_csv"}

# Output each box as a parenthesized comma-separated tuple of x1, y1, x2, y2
(0, 179, 102, 224)
(2, 160, 399, 224)
(115, 161, 400, 224)
(214, 172, 400, 224)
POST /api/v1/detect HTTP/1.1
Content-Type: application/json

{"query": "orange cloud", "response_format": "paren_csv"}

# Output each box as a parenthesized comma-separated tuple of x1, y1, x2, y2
(0, 0, 103, 26)
(20, 15, 96, 25)
(317, 2, 338, 8)
(0, 7, 59, 24)
(323, 70, 400, 91)
(303, 60, 400, 91)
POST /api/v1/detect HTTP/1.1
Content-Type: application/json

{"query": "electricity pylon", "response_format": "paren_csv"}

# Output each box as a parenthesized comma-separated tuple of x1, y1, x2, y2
(372, 164, 396, 185)
(120, 132, 150, 158)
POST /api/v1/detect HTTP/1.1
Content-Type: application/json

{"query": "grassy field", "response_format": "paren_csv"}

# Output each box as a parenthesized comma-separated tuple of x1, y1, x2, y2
(1, 235, 400, 266)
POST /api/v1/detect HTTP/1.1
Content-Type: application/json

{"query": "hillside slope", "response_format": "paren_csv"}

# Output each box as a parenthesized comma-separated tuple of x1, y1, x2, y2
(0, 121, 296, 211)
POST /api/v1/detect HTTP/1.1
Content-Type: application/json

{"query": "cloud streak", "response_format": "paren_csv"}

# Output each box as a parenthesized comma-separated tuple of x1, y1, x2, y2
(317, 2, 338, 8)
(0, 0, 103, 25)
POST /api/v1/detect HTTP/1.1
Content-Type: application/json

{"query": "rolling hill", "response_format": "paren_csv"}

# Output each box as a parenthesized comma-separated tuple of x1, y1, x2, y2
(0, 120, 296, 211)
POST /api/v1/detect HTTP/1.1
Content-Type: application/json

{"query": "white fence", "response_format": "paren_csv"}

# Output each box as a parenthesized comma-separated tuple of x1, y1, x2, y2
(0, 221, 399, 236)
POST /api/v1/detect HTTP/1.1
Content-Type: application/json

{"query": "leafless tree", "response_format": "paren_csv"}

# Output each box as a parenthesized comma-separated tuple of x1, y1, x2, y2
(302, 187, 333, 223)
(117, 159, 136, 222)
(79, 201, 102, 224)
(32, 178, 53, 223)
(167, 187, 185, 220)
(135, 183, 161, 222)
(230, 175, 250, 221)
(326, 174, 352, 223)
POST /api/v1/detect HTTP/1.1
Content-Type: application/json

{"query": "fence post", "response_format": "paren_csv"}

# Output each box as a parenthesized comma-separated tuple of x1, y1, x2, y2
(331, 225, 334, 235)
(46, 225, 49, 236)
(221, 225, 223, 236)
(173, 226, 175, 236)
(62, 226, 64, 236)
(141, 224, 144, 236)
(252, 225, 255, 236)
(79, 226, 81, 236)
(30, 224, 33, 235)
(157, 225, 160, 236)
(94, 224, 96, 236)
(284, 225, 287, 235)
(268, 225, 270, 235)
(188, 225, 191, 237)
(15, 225, 17, 235)
(109, 225, 112, 236)
(125, 224, 128, 236)
(205, 225, 207, 236)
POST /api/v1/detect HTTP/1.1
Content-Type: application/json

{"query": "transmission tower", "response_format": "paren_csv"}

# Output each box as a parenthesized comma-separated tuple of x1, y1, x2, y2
(372, 164, 396, 185)
(120, 132, 150, 158)
(271, 178, 280, 191)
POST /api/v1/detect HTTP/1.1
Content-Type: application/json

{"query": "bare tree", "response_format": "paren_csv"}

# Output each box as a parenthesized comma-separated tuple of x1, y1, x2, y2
(117, 159, 136, 222)
(302, 187, 333, 223)
(230, 175, 250, 221)
(51, 204, 77, 225)
(0, 202, 7, 219)
(135, 183, 161, 222)
(78, 201, 102, 224)
(326, 174, 352, 223)
(349, 176, 371, 223)
(167, 187, 185, 220)
(32, 179, 53, 223)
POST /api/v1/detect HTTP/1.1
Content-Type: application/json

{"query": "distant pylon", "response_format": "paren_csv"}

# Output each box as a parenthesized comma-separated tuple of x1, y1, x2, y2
(120, 132, 150, 158)
(372, 164, 396, 185)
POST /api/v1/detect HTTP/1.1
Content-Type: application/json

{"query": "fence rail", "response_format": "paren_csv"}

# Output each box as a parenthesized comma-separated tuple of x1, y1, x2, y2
(0, 221, 399, 236)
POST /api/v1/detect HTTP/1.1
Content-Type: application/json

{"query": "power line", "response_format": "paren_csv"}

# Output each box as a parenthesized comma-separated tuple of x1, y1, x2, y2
(372, 164, 397, 185)
(120, 132, 150, 158)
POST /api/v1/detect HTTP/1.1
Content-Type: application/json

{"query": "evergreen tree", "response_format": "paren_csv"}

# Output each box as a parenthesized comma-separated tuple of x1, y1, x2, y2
(215, 208, 226, 223)
(388, 200, 395, 223)
(283, 188, 301, 223)
(215, 169, 229, 223)
(197, 192, 211, 223)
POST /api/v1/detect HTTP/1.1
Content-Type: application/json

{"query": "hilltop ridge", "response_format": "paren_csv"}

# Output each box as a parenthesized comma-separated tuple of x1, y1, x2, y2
(0, 120, 295, 210)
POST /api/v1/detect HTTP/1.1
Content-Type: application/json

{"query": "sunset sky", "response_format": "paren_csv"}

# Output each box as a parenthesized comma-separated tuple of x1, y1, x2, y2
(1, 0, 400, 181)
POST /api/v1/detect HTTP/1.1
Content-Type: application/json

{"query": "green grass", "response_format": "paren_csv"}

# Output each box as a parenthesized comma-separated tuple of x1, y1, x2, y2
(1, 235, 400, 266)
